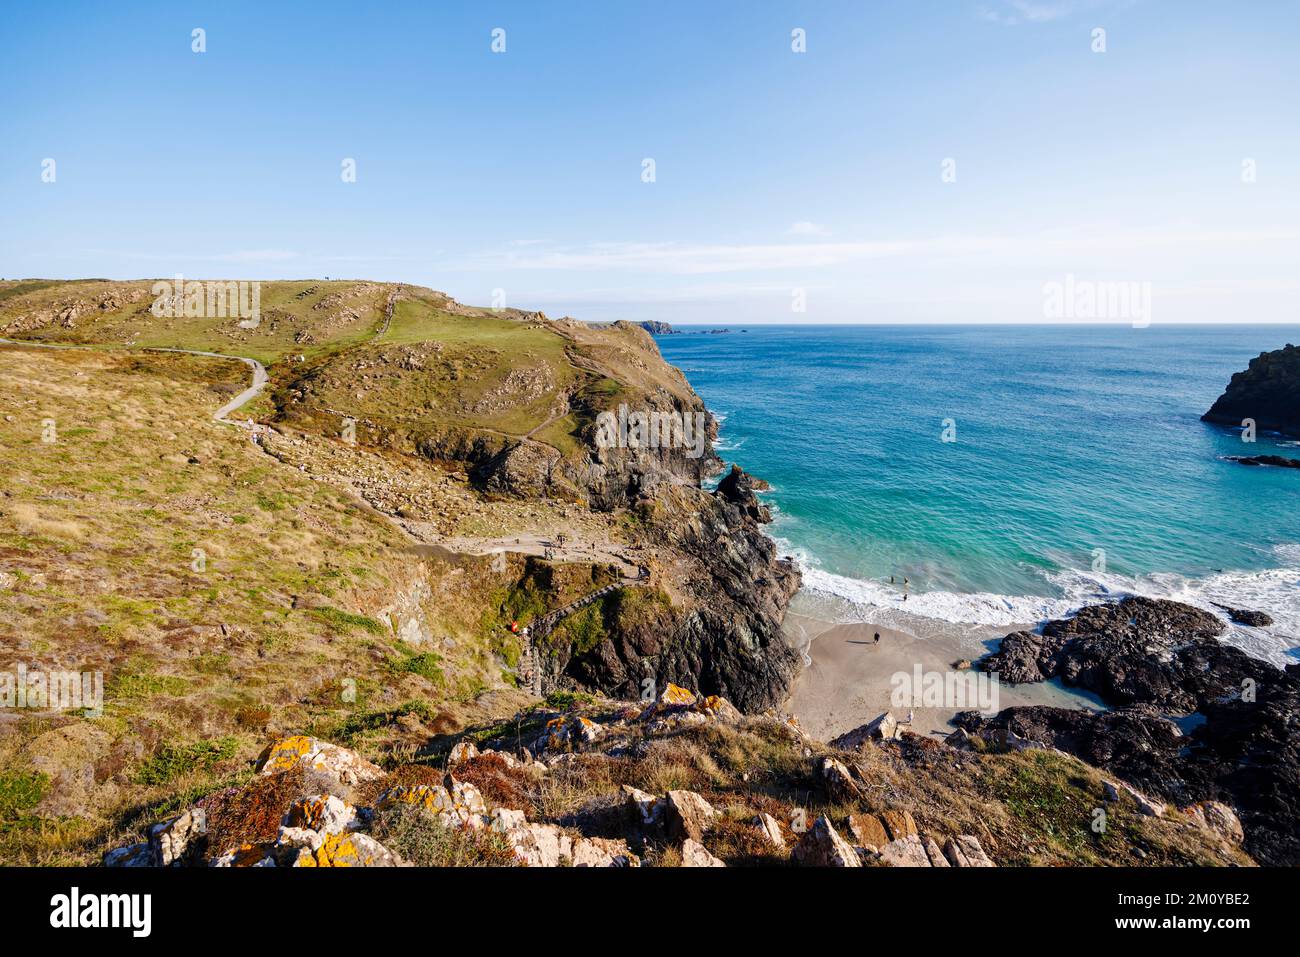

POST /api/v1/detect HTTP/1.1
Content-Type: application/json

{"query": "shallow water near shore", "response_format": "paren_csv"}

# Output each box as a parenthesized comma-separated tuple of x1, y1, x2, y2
(658, 324, 1300, 670)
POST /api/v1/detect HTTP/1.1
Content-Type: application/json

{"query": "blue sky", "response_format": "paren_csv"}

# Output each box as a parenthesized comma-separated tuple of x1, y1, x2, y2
(1, 0, 1297, 323)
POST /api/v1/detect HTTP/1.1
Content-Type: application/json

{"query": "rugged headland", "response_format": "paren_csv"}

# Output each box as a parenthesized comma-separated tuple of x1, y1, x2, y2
(0, 278, 801, 863)
(1203, 342, 1300, 437)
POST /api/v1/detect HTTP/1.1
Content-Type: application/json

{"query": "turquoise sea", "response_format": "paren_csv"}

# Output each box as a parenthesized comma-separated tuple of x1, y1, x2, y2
(655, 325, 1300, 664)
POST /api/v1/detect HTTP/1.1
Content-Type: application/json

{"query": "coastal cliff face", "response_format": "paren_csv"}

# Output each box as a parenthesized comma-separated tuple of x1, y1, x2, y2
(637, 320, 676, 335)
(975, 597, 1300, 865)
(0, 281, 802, 716)
(541, 475, 802, 712)
(0, 280, 806, 863)
(1202, 342, 1300, 437)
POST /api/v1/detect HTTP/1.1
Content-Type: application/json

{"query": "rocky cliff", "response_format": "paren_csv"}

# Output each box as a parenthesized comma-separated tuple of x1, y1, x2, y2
(538, 473, 802, 712)
(1202, 342, 1300, 437)
(974, 597, 1300, 865)
(0, 280, 803, 716)
(100, 681, 1249, 868)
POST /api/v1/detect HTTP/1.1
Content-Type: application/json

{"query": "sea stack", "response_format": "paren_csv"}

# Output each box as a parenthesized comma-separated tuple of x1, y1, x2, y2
(1202, 343, 1300, 437)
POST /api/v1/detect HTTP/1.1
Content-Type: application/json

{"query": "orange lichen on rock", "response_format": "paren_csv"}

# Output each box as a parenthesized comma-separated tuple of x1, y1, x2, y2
(258, 735, 313, 773)
(658, 683, 697, 707)
(293, 832, 400, 867)
(213, 842, 276, 867)
(254, 735, 384, 786)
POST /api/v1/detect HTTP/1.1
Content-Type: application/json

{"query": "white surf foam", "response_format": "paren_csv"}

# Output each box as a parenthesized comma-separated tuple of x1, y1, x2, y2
(799, 565, 1075, 628)
(790, 545, 1300, 667)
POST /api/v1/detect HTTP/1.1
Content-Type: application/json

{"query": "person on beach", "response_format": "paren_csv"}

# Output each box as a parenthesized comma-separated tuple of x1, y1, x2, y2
(874, 632, 881, 646)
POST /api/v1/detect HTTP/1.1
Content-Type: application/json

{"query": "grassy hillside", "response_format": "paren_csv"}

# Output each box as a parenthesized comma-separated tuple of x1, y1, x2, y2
(0, 279, 389, 366)
(0, 344, 590, 863)
(0, 280, 699, 466)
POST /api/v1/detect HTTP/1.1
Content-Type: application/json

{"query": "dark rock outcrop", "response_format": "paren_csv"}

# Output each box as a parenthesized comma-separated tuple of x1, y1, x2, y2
(1212, 602, 1275, 627)
(544, 479, 802, 712)
(977, 597, 1300, 864)
(981, 597, 1245, 712)
(1202, 343, 1300, 437)
(1223, 454, 1300, 469)
(637, 321, 676, 335)
(715, 464, 772, 523)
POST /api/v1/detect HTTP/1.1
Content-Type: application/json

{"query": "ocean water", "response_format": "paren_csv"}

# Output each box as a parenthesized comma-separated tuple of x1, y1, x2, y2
(655, 325, 1300, 665)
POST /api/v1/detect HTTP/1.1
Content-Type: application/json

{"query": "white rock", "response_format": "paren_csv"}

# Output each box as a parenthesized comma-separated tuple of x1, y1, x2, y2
(448, 740, 479, 766)
(755, 812, 786, 850)
(681, 838, 726, 867)
(282, 794, 361, 835)
(791, 816, 861, 867)
(255, 735, 384, 787)
(148, 808, 206, 867)
(879, 834, 932, 867)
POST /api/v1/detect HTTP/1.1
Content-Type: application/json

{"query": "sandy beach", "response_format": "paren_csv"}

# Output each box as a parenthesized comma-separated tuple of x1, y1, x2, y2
(785, 611, 1103, 741)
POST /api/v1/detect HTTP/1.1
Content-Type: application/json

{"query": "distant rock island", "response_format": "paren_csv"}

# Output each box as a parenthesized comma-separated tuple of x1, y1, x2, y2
(1224, 454, 1300, 470)
(638, 321, 677, 335)
(1203, 343, 1300, 437)
(637, 321, 743, 336)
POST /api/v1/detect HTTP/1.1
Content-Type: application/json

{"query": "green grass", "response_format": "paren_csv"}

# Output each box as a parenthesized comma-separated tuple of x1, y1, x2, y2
(0, 771, 49, 819)
(989, 751, 1122, 862)
(323, 700, 441, 748)
(394, 652, 446, 685)
(110, 672, 190, 700)
(298, 292, 580, 442)
(133, 737, 239, 786)
(311, 606, 386, 635)
(544, 690, 596, 710)
(371, 803, 517, 866)
(547, 601, 609, 654)
(0, 279, 391, 366)
(0, 279, 64, 307)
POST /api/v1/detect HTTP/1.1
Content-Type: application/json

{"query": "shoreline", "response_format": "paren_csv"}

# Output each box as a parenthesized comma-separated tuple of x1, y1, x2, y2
(782, 606, 1106, 742)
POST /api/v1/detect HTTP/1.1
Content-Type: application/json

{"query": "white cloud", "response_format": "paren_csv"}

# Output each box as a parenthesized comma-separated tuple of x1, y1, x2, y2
(1010, 0, 1073, 22)
(788, 221, 831, 237)
(978, 0, 1081, 25)
(446, 228, 1299, 276)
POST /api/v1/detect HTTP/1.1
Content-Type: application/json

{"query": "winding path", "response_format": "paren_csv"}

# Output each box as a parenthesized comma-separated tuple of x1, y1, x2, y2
(0, 338, 268, 428)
